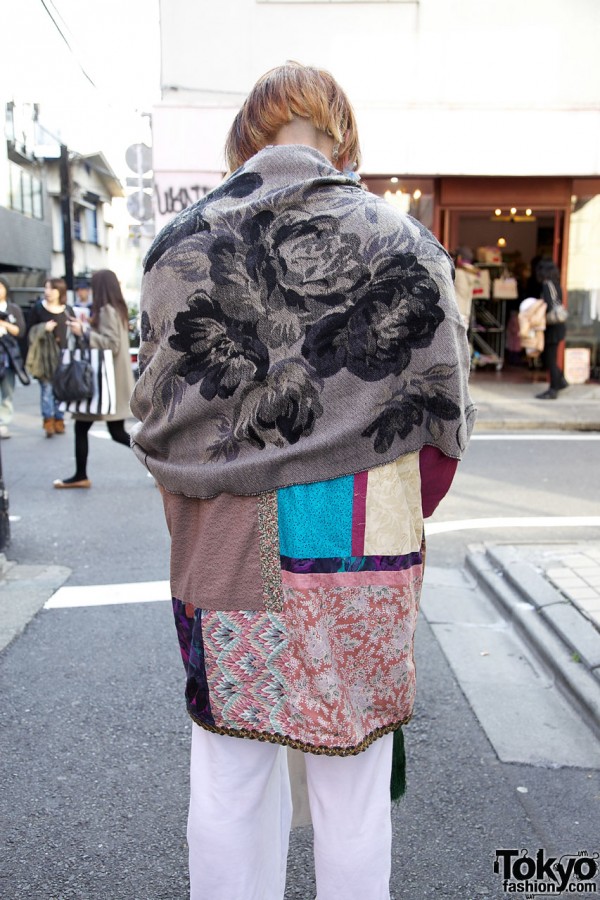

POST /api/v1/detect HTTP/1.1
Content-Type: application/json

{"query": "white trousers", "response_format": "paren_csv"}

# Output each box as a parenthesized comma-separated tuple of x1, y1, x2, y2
(188, 724, 393, 900)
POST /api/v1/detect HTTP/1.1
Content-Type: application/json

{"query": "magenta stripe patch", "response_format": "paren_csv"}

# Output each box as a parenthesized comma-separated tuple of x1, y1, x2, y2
(352, 471, 368, 556)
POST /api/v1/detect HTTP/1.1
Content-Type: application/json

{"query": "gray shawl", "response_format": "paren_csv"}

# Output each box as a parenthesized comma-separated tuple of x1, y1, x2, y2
(130, 145, 475, 498)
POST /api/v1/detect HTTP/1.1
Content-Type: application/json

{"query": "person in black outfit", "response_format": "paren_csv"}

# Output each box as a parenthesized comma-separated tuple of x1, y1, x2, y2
(536, 259, 568, 400)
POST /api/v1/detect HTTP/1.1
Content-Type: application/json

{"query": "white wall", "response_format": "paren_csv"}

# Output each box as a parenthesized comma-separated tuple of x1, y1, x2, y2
(155, 0, 600, 178)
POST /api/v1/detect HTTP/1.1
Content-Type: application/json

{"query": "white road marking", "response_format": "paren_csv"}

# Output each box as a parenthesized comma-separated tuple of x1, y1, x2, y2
(42, 515, 600, 608)
(45, 580, 171, 609)
(472, 433, 600, 440)
(427, 516, 600, 535)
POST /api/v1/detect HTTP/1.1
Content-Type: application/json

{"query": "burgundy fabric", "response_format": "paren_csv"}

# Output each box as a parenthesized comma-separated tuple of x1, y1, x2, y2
(419, 446, 458, 518)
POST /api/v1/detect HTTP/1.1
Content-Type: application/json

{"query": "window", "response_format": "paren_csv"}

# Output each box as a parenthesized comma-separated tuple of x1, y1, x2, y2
(85, 207, 98, 244)
(73, 205, 82, 241)
(7, 162, 44, 219)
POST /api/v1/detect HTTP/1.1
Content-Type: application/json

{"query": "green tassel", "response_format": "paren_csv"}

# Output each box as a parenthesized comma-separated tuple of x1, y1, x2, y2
(390, 727, 406, 801)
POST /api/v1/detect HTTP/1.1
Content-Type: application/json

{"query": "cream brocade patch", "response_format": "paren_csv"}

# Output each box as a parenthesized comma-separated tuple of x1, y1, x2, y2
(363, 453, 423, 556)
(257, 492, 284, 612)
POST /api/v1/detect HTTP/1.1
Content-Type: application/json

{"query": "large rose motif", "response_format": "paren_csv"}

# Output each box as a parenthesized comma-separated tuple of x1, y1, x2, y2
(302, 253, 445, 381)
(245, 212, 364, 311)
(231, 358, 324, 448)
(169, 290, 269, 401)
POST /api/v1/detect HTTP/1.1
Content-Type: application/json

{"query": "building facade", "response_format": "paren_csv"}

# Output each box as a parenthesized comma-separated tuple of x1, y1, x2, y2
(0, 102, 53, 308)
(1, 102, 124, 310)
(42, 151, 124, 285)
(153, 0, 600, 374)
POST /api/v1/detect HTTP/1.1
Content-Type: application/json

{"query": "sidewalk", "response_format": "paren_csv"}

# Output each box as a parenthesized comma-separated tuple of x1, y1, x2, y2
(469, 372, 600, 431)
(466, 374, 600, 742)
(465, 542, 600, 741)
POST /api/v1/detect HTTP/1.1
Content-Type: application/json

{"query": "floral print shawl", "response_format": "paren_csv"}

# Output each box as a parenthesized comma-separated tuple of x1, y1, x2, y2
(130, 145, 475, 499)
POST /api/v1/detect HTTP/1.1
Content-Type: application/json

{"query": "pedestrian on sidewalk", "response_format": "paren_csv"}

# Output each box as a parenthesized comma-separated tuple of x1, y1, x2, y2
(0, 277, 29, 438)
(26, 278, 73, 437)
(452, 246, 478, 329)
(53, 269, 134, 489)
(130, 61, 475, 900)
(535, 258, 568, 400)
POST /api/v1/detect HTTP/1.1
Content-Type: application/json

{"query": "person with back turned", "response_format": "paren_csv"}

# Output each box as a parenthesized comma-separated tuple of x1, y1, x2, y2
(130, 61, 475, 900)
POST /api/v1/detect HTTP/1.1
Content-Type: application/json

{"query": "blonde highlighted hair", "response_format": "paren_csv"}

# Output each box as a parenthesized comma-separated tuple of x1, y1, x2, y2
(225, 61, 361, 173)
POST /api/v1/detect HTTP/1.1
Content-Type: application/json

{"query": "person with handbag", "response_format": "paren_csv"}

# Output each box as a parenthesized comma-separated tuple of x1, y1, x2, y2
(535, 258, 568, 400)
(53, 269, 135, 489)
(26, 278, 74, 437)
(0, 277, 29, 439)
(130, 61, 475, 900)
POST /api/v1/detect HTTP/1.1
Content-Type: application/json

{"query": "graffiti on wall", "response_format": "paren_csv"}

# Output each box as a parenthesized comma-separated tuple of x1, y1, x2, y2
(153, 172, 224, 230)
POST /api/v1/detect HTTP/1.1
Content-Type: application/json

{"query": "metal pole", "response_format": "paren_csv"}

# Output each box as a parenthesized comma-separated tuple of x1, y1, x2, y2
(0, 439, 10, 552)
(59, 143, 74, 290)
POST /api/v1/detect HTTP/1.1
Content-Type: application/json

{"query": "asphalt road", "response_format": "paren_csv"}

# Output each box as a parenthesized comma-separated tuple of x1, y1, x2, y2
(1, 385, 599, 899)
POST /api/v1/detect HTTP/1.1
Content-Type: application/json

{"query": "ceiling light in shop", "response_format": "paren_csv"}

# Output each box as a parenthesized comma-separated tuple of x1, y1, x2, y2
(490, 208, 537, 223)
(384, 189, 411, 214)
(497, 237, 507, 247)
(390, 177, 399, 183)
(413, 189, 422, 200)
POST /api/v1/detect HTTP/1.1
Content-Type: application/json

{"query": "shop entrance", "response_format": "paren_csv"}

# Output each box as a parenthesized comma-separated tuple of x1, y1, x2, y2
(439, 177, 571, 374)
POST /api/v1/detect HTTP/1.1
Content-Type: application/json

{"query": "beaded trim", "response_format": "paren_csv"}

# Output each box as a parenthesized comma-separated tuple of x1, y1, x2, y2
(257, 492, 284, 612)
(187, 711, 412, 757)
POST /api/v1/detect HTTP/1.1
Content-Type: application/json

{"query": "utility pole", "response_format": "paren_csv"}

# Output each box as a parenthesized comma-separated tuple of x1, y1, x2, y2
(59, 143, 74, 290)
(0, 437, 9, 551)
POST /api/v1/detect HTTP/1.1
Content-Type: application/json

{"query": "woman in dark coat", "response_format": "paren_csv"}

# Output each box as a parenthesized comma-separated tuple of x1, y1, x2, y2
(535, 259, 568, 399)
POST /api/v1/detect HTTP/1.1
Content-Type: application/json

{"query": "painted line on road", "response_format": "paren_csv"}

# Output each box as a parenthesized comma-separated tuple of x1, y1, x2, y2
(44, 580, 171, 609)
(471, 433, 600, 440)
(426, 516, 600, 535)
(41, 516, 600, 607)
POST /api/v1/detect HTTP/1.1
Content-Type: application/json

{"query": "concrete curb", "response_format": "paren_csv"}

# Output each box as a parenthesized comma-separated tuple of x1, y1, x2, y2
(0, 559, 71, 654)
(466, 549, 600, 741)
(474, 420, 600, 432)
(483, 545, 600, 672)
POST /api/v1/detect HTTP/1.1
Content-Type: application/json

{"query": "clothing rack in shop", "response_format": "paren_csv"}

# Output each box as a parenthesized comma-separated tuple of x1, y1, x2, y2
(469, 263, 508, 371)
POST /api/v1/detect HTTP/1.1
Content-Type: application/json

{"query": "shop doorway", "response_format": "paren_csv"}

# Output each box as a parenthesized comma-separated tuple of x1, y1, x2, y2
(444, 206, 566, 372)
(438, 177, 571, 376)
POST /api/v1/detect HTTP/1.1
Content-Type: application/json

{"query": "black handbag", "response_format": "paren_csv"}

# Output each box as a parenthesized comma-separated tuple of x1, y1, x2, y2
(52, 348, 94, 402)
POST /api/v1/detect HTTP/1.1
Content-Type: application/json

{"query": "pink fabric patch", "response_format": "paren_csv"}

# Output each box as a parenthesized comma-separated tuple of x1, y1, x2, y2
(281, 568, 418, 591)
(279, 573, 422, 749)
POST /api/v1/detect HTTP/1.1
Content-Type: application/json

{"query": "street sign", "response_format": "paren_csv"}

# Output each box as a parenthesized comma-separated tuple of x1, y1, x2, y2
(125, 143, 152, 175)
(127, 191, 153, 222)
(126, 176, 153, 188)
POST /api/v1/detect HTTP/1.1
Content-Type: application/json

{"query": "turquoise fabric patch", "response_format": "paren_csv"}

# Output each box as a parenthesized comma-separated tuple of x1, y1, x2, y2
(277, 475, 354, 558)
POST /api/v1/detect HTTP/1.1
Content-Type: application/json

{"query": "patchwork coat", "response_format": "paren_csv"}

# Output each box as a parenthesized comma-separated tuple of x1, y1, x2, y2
(131, 145, 474, 754)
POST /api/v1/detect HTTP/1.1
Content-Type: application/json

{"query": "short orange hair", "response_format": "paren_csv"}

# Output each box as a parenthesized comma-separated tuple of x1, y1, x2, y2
(225, 61, 361, 173)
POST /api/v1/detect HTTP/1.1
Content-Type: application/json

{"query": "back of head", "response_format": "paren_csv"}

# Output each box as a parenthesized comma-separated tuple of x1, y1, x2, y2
(90, 269, 127, 325)
(224, 61, 361, 173)
(536, 258, 559, 284)
(456, 246, 474, 265)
